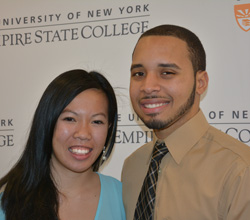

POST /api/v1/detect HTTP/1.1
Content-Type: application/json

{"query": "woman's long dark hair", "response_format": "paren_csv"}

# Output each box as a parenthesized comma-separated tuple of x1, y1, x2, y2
(0, 69, 118, 220)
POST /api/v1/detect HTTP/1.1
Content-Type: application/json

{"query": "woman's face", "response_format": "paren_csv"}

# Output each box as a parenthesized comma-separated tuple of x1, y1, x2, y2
(51, 88, 109, 175)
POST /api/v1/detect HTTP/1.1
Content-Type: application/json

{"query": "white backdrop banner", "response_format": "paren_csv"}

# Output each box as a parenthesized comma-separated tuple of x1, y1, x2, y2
(0, 0, 250, 180)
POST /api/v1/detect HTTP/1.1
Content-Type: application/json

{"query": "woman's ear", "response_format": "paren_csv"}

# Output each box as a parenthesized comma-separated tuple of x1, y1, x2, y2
(196, 71, 209, 95)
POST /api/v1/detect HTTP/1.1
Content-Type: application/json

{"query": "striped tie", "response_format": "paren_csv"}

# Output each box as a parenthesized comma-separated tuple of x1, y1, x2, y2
(134, 141, 169, 220)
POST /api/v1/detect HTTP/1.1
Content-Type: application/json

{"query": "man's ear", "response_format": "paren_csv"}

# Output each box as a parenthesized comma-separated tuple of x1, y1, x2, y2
(196, 71, 209, 95)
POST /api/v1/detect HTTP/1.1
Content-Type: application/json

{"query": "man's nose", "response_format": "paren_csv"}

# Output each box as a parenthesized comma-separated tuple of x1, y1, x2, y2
(140, 73, 160, 94)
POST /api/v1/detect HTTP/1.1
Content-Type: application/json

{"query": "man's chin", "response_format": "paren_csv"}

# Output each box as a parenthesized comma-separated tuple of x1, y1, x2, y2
(143, 119, 169, 130)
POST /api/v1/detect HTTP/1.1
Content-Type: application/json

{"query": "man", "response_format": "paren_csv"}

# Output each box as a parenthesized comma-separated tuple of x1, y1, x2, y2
(122, 24, 250, 220)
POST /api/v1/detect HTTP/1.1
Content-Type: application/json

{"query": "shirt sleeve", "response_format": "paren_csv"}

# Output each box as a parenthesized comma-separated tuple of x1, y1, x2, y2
(225, 166, 250, 220)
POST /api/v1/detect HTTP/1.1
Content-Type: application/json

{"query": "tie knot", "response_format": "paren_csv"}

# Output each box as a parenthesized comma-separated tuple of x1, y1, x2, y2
(152, 141, 168, 162)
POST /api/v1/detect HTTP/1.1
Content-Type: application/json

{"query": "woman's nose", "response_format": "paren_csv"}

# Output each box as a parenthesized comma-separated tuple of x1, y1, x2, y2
(73, 123, 91, 140)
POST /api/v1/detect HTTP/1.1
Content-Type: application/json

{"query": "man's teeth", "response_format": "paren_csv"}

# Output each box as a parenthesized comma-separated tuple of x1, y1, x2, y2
(144, 103, 166, 109)
(69, 148, 90, 155)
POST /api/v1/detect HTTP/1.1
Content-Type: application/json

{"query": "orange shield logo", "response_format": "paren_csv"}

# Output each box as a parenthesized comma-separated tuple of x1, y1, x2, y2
(234, 4, 250, 32)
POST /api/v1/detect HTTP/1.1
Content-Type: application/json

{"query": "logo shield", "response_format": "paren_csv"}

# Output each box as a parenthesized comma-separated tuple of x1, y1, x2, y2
(234, 4, 250, 32)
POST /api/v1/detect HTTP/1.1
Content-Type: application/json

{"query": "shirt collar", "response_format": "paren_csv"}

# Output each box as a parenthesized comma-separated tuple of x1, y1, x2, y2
(164, 110, 210, 164)
(147, 110, 210, 165)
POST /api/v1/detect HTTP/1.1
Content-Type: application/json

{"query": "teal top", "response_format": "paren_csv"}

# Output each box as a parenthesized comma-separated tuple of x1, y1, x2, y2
(94, 173, 126, 220)
(0, 173, 125, 220)
(0, 201, 3, 220)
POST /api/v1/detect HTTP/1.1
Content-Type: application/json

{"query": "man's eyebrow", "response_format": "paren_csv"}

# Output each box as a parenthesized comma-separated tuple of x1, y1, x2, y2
(130, 64, 143, 71)
(130, 63, 181, 71)
(158, 63, 181, 70)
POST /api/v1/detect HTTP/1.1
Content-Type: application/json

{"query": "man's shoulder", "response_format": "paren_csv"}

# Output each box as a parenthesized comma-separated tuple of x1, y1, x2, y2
(207, 125, 250, 165)
(125, 141, 153, 162)
(122, 141, 154, 187)
(122, 141, 153, 176)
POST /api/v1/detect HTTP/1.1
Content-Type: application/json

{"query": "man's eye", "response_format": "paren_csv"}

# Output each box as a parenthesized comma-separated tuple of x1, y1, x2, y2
(162, 71, 174, 75)
(132, 72, 144, 77)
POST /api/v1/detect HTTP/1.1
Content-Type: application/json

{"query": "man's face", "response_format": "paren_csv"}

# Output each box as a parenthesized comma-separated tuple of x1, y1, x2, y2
(130, 36, 200, 138)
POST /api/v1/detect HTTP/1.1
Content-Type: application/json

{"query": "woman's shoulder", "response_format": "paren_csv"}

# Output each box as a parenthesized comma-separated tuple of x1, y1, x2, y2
(95, 173, 125, 220)
(97, 173, 122, 189)
(0, 185, 6, 194)
(0, 192, 5, 220)
(97, 173, 121, 183)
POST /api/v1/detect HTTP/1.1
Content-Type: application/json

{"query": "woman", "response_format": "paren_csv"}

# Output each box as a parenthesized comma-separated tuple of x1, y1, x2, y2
(0, 69, 125, 220)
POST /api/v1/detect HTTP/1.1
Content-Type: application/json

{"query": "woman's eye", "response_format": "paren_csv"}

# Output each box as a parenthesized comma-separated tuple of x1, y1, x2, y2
(93, 120, 104, 125)
(63, 117, 75, 122)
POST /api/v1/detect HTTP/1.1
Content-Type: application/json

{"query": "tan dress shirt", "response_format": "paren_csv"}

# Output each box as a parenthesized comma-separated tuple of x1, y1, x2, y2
(122, 111, 250, 220)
